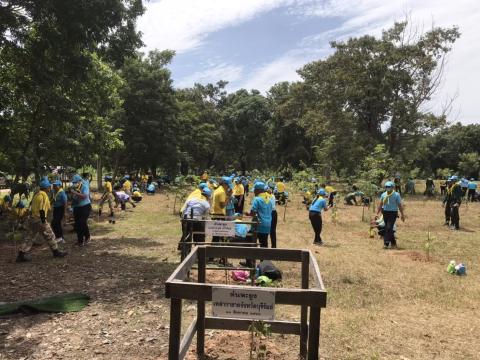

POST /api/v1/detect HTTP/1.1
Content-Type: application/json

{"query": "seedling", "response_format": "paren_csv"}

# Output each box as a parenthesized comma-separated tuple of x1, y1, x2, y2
(248, 320, 272, 360)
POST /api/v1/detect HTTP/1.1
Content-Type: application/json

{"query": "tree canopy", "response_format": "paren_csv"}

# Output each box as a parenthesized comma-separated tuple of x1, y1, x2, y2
(1, 12, 477, 182)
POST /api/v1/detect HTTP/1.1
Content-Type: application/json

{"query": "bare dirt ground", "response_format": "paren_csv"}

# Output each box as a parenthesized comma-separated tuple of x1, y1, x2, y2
(0, 188, 479, 360)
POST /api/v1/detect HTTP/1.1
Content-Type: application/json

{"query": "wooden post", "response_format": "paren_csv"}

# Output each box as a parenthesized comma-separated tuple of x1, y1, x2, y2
(307, 307, 321, 360)
(168, 298, 182, 360)
(197, 247, 206, 359)
(300, 251, 309, 359)
(283, 199, 287, 222)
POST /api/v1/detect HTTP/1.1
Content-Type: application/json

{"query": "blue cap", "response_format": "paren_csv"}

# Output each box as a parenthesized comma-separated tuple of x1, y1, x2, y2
(72, 174, 82, 183)
(201, 187, 212, 197)
(104, 175, 112, 180)
(124, 175, 130, 179)
(53, 180, 62, 186)
(317, 189, 327, 195)
(198, 182, 208, 190)
(39, 179, 51, 188)
(254, 181, 266, 191)
(384, 181, 394, 188)
(451, 175, 458, 181)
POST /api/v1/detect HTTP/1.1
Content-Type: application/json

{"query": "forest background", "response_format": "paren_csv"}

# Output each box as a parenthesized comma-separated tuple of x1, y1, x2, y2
(1, 1, 479, 185)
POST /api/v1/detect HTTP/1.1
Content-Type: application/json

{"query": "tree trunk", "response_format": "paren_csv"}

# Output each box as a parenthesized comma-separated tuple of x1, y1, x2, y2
(97, 157, 103, 191)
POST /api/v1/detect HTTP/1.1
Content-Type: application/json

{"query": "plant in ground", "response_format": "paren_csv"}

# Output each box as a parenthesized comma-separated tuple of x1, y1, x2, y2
(248, 321, 272, 360)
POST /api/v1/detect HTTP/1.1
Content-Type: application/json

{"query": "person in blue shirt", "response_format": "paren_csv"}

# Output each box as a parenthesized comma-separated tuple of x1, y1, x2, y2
(460, 177, 469, 198)
(247, 182, 273, 248)
(71, 174, 92, 246)
(266, 186, 278, 248)
(51, 180, 68, 243)
(467, 178, 477, 202)
(309, 188, 330, 245)
(376, 181, 405, 249)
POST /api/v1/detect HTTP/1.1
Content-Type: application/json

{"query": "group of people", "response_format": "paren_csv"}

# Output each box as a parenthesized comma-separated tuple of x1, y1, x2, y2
(179, 174, 287, 261)
(13, 171, 153, 262)
(8, 168, 477, 263)
(15, 174, 91, 262)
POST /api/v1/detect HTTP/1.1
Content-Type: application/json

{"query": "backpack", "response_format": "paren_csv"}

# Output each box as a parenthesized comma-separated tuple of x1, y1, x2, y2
(257, 260, 282, 281)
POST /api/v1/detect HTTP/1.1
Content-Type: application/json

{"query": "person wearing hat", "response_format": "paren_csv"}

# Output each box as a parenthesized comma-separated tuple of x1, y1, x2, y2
(233, 178, 245, 213)
(122, 175, 132, 195)
(247, 182, 273, 248)
(309, 188, 330, 245)
(376, 181, 405, 249)
(467, 178, 477, 202)
(98, 175, 115, 223)
(51, 180, 67, 243)
(443, 176, 462, 230)
(266, 185, 278, 248)
(16, 179, 67, 262)
(71, 174, 92, 246)
(181, 187, 212, 252)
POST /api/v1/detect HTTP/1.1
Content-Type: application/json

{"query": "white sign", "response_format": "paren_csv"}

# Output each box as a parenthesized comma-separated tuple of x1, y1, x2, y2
(212, 287, 275, 320)
(205, 221, 235, 237)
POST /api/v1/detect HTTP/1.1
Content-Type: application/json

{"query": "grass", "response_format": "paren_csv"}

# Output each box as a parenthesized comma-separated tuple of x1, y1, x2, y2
(0, 188, 479, 359)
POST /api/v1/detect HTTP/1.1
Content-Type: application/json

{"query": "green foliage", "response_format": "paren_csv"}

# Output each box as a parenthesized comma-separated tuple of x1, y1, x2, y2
(358, 144, 394, 185)
(459, 153, 480, 179)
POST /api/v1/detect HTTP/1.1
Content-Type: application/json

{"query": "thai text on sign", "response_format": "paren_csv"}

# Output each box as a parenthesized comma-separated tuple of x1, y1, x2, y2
(212, 287, 275, 320)
(204, 220, 235, 237)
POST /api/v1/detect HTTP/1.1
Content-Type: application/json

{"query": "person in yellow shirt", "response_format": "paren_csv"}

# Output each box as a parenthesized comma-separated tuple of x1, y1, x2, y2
(323, 182, 337, 207)
(140, 174, 148, 192)
(122, 175, 132, 195)
(16, 179, 67, 262)
(275, 177, 286, 205)
(212, 178, 230, 216)
(0, 194, 11, 217)
(98, 175, 115, 223)
(233, 178, 245, 213)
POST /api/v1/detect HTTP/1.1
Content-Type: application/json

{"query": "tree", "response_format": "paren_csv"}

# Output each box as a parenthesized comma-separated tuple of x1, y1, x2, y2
(220, 89, 271, 172)
(459, 153, 480, 179)
(0, 0, 144, 180)
(298, 20, 460, 174)
(117, 50, 178, 175)
(175, 82, 226, 174)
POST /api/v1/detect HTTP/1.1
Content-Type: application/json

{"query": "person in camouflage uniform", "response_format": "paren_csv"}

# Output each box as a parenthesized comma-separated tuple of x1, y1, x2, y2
(16, 179, 67, 262)
(98, 175, 115, 223)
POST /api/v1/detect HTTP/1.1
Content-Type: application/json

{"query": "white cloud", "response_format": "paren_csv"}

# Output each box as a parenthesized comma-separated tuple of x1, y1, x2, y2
(139, 0, 480, 122)
(240, 48, 329, 92)
(239, 0, 480, 122)
(176, 63, 243, 88)
(138, 0, 299, 53)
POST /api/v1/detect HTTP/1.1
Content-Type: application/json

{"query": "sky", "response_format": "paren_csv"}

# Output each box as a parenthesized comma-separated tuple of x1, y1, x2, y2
(138, 0, 480, 124)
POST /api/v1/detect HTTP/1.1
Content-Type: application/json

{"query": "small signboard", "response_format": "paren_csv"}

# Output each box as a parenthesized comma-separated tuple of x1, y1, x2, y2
(212, 287, 275, 320)
(204, 220, 235, 237)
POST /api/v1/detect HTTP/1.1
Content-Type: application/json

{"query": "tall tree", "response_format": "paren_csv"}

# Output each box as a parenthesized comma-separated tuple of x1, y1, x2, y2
(118, 50, 178, 175)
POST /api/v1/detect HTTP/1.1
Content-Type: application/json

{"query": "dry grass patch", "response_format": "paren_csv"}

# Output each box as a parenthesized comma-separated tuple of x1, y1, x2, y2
(0, 190, 479, 359)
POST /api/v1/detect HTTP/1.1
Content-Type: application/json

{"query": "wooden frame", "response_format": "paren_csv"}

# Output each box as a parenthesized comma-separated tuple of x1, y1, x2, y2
(165, 246, 327, 360)
(179, 216, 259, 260)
